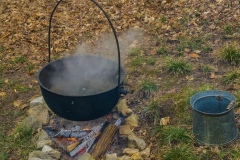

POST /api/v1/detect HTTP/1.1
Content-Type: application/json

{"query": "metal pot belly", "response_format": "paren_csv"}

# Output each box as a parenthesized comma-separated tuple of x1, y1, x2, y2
(38, 55, 125, 121)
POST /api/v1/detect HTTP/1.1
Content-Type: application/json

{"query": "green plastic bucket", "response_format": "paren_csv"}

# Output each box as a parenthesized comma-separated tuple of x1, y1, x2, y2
(190, 90, 238, 145)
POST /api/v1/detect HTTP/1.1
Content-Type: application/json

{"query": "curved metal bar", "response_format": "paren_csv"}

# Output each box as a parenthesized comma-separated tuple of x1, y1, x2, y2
(48, 0, 63, 63)
(48, 0, 121, 87)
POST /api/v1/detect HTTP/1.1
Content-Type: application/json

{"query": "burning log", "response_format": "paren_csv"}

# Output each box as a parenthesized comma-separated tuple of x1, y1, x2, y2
(90, 119, 122, 159)
(54, 126, 90, 138)
(69, 124, 104, 157)
(67, 141, 81, 152)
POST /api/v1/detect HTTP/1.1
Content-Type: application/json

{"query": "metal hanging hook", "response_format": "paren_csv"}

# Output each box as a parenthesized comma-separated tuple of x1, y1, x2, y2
(48, 0, 122, 88)
(216, 95, 223, 113)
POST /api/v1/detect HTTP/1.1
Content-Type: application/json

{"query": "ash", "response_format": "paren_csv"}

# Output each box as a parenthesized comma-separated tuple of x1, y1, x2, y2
(44, 113, 126, 159)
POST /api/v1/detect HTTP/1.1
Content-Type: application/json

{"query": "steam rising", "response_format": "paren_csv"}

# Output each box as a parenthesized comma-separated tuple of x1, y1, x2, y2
(49, 29, 142, 96)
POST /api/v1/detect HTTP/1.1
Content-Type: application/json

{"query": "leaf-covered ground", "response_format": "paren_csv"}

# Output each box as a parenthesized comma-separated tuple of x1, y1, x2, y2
(1, 0, 240, 159)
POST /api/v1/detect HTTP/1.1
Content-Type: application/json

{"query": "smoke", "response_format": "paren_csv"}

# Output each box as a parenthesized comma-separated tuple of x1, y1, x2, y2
(119, 29, 143, 60)
(75, 28, 143, 62)
(49, 29, 142, 96)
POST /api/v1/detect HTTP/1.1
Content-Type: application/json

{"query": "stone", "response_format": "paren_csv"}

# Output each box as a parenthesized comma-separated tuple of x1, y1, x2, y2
(209, 24, 216, 30)
(36, 129, 50, 143)
(28, 151, 52, 160)
(122, 109, 133, 117)
(140, 148, 150, 158)
(130, 152, 143, 160)
(128, 135, 146, 151)
(78, 153, 95, 160)
(30, 96, 45, 107)
(117, 155, 131, 160)
(30, 96, 53, 113)
(42, 145, 61, 159)
(124, 114, 138, 128)
(32, 128, 50, 146)
(42, 145, 53, 152)
(13, 100, 28, 109)
(123, 148, 139, 155)
(37, 140, 53, 149)
(31, 128, 41, 143)
(119, 125, 135, 137)
(31, 128, 50, 146)
(28, 158, 42, 160)
(116, 99, 132, 116)
(20, 116, 42, 133)
(105, 153, 118, 160)
(27, 104, 49, 125)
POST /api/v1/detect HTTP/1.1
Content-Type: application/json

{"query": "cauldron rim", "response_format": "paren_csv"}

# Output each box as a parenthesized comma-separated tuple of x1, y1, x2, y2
(37, 54, 125, 97)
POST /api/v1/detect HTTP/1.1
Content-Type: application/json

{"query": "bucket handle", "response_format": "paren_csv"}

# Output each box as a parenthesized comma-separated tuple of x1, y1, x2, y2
(48, 0, 122, 90)
(226, 100, 235, 110)
(216, 95, 235, 110)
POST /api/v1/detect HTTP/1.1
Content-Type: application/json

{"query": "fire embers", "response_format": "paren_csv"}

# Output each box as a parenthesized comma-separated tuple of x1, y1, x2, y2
(48, 118, 123, 158)
(53, 125, 103, 157)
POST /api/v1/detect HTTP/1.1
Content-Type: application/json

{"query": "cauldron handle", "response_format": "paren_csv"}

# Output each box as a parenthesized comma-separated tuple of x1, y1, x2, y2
(48, 0, 124, 93)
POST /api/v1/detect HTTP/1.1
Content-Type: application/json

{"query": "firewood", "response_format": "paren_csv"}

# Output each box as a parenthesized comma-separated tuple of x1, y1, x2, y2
(66, 141, 80, 152)
(90, 122, 118, 158)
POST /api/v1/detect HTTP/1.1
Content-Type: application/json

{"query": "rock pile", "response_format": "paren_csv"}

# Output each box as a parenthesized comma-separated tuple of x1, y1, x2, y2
(24, 97, 150, 160)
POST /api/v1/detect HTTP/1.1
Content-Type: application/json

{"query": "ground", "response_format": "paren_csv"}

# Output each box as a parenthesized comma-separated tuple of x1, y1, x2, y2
(1, 0, 240, 159)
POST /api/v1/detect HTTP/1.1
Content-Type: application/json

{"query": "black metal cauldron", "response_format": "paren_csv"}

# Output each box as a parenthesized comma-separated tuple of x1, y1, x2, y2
(37, 0, 127, 121)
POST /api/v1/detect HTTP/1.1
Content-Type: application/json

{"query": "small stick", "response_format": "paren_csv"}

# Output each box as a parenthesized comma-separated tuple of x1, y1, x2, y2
(226, 101, 235, 110)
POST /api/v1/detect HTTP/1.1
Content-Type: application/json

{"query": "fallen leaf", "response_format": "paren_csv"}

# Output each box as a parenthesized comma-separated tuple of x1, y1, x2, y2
(160, 117, 170, 126)
(195, 146, 204, 153)
(184, 48, 191, 52)
(209, 24, 216, 29)
(20, 104, 28, 110)
(166, 88, 176, 94)
(192, 20, 198, 26)
(195, 50, 201, 54)
(150, 49, 157, 55)
(117, 26, 122, 30)
(0, 92, 6, 97)
(210, 72, 216, 79)
(203, 149, 207, 154)
(13, 100, 23, 107)
(211, 146, 220, 154)
(150, 154, 155, 159)
(27, 69, 35, 75)
(32, 80, 38, 84)
(189, 53, 200, 60)
(148, 142, 153, 149)
(235, 108, 240, 115)
(186, 76, 194, 81)
(7, 129, 13, 135)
